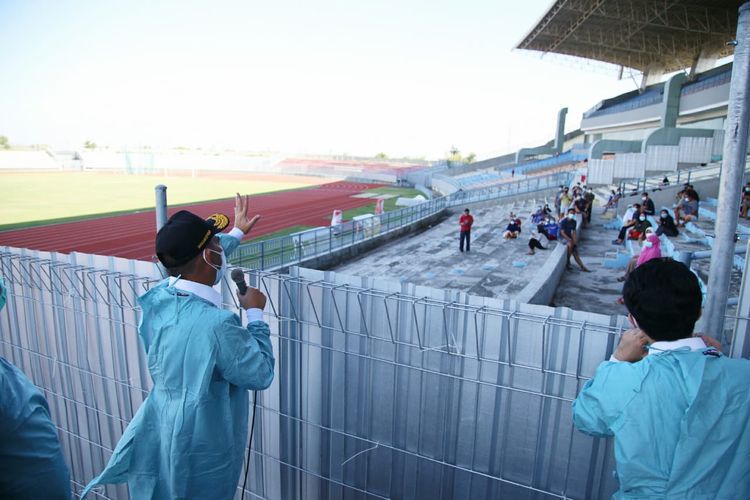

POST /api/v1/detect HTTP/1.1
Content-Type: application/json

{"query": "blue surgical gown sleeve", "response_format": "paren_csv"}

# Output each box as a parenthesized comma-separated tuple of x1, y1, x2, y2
(0, 357, 71, 500)
(214, 315, 275, 390)
(218, 232, 242, 257)
(572, 360, 646, 438)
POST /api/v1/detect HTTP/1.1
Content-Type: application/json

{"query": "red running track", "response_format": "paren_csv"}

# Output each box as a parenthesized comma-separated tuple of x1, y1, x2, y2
(0, 181, 383, 261)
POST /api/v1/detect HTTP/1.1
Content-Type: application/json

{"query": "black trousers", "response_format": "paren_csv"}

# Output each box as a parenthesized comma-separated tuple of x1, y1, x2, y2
(528, 238, 545, 250)
(460, 231, 471, 251)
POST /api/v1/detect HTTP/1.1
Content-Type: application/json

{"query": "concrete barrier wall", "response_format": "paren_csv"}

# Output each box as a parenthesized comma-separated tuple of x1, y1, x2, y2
(516, 242, 568, 305)
(290, 210, 447, 270)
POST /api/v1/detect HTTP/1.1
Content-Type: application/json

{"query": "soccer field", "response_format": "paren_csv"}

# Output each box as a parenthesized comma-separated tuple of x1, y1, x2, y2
(0, 171, 328, 229)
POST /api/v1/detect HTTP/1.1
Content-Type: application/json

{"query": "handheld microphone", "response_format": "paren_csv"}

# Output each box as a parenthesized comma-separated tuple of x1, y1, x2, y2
(230, 268, 248, 295)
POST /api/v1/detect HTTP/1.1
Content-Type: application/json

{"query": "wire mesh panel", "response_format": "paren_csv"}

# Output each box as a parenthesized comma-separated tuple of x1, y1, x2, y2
(1, 245, 633, 499)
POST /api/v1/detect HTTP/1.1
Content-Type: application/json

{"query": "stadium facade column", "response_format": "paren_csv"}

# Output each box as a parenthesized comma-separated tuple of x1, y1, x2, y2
(660, 73, 687, 128)
(704, 2, 750, 340)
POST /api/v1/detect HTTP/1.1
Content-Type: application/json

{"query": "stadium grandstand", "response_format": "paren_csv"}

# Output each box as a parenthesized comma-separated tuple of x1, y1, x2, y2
(3, 2, 750, 499)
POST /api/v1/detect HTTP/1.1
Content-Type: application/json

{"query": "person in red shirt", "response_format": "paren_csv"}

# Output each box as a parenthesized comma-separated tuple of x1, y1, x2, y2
(459, 208, 474, 252)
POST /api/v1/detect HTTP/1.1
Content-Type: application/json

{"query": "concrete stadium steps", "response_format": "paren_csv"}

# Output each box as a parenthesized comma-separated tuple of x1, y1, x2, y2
(331, 194, 563, 300)
(551, 172, 749, 315)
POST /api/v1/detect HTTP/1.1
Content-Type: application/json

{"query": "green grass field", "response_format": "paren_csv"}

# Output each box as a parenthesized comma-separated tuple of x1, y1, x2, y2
(340, 186, 423, 219)
(0, 171, 324, 230)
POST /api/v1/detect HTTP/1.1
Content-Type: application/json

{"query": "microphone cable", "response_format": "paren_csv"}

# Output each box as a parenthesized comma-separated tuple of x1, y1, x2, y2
(241, 391, 258, 500)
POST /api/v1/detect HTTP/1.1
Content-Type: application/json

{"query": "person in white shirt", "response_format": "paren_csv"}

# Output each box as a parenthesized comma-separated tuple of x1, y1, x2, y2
(83, 194, 274, 500)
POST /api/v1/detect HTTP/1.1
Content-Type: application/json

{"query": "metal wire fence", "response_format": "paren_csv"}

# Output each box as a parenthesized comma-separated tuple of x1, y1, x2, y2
(2, 247, 747, 499)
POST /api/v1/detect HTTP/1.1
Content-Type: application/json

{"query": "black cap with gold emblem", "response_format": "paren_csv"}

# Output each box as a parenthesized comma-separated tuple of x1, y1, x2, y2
(155, 210, 229, 268)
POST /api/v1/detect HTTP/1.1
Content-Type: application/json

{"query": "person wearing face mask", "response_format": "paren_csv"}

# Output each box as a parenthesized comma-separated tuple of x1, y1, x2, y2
(559, 187, 572, 217)
(655, 209, 679, 237)
(583, 187, 595, 223)
(616, 229, 661, 283)
(573, 259, 750, 499)
(674, 191, 699, 227)
(740, 183, 750, 219)
(640, 192, 654, 216)
(612, 203, 641, 245)
(629, 211, 652, 241)
(560, 208, 590, 272)
(83, 194, 275, 500)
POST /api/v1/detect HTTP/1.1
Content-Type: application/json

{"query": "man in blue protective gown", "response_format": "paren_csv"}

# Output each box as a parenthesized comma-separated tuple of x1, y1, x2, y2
(0, 277, 72, 499)
(573, 258, 750, 498)
(83, 194, 275, 499)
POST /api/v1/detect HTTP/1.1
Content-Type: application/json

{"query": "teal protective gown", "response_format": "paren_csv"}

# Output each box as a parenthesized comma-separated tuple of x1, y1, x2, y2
(0, 357, 71, 500)
(573, 349, 750, 499)
(83, 234, 275, 499)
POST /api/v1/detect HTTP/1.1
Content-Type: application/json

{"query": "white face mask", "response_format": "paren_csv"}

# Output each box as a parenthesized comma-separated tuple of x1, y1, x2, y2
(567, 213, 575, 219)
(203, 248, 226, 285)
(642, 197, 647, 201)
(684, 197, 689, 202)
(639, 216, 646, 221)
(644, 241, 653, 248)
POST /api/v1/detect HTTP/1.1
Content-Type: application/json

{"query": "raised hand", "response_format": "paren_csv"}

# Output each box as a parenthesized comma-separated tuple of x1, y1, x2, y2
(234, 193, 261, 234)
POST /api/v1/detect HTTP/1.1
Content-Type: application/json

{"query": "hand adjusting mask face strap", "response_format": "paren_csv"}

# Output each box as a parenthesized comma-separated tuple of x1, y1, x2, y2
(203, 248, 227, 285)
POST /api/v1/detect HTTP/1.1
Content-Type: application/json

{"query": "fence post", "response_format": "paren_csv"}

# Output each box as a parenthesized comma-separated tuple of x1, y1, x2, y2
(261, 242, 265, 270)
(154, 184, 168, 275)
(155, 185, 168, 231)
(705, 2, 750, 339)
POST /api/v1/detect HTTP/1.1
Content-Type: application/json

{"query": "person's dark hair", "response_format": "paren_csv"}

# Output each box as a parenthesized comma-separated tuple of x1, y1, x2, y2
(641, 192, 648, 197)
(464, 208, 470, 213)
(162, 253, 201, 278)
(623, 258, 702, 341)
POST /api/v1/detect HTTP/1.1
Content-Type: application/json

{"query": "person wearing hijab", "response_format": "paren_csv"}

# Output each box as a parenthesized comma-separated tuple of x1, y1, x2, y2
(83, 194, 275, 500)
(0, 277, 71, 500)
(636, 231, 661, 267)
(617, 229, 661, 283)
(573, 259, 750, 498)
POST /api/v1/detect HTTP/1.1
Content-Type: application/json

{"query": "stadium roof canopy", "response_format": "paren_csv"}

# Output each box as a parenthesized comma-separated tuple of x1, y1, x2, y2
(516, 0, 745, 73)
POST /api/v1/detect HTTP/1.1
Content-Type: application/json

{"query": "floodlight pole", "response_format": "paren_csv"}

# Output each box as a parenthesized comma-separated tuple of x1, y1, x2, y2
(155, 184, 168, 231)
(704, 2, 750, 340)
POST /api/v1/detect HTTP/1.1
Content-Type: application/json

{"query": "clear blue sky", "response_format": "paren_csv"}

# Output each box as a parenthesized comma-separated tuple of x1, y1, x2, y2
(0, 0, 639, 159)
